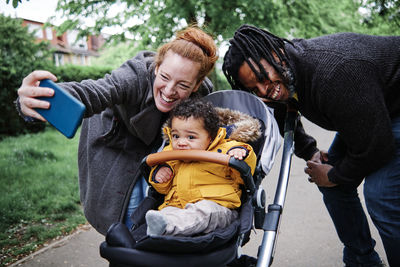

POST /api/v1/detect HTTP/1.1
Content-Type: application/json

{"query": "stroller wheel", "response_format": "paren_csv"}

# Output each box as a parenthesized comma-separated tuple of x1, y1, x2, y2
(227, 255, 257, 267)
(254, 187, 266, 208)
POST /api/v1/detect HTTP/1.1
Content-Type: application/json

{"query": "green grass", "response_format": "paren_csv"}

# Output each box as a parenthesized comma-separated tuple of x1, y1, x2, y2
(0, 127, 86, 266)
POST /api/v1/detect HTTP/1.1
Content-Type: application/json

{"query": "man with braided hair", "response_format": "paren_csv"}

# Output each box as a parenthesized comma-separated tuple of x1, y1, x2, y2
(223, 24, 400, 266)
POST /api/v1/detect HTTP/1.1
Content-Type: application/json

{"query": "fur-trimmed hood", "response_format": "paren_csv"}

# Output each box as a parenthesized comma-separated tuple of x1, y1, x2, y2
(162, 107, 261, 143)
(215, 107, 261, 143)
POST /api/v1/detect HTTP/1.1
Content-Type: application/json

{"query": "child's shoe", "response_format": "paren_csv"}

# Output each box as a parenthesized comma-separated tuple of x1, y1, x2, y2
(145, 210, 167, 236)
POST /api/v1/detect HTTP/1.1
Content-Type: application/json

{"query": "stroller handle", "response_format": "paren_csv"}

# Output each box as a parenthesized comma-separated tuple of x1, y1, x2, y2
(145, 150, 230, 167)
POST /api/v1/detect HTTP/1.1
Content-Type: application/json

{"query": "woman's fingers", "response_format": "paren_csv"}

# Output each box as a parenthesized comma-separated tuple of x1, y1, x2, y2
(18, 84, 54, 98)
(19, 70, 57, 99)
(22, 70, 57, 86)
(17, 71, 57, 120)
(19, 97, 48, 121)
(19, 94, 51, 121)
(20, 96, 50, 109)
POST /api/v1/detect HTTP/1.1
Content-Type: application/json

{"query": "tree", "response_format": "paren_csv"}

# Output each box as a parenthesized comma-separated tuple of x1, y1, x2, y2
(91, 41, 146, 69)
(52, 0, 367, 90)
(0, 14, 54, 137)
(5, 0, 27, 8)
(53, 0, 365, 47)
(274, 0, 366, 38)
(360, 0, 400, 35)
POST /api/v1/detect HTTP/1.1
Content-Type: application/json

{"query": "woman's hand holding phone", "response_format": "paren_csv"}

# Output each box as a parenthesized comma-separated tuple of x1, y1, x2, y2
(17, 70, 86, 138)
(17, 70, 57, 121)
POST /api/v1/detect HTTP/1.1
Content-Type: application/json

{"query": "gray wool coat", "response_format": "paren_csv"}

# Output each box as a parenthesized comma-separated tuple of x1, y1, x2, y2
(59, 51, 213, 234)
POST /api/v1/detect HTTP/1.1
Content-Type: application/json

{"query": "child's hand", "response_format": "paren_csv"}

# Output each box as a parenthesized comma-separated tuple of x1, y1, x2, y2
(228, 148, 247, 160)
(155, 166, 173, 183)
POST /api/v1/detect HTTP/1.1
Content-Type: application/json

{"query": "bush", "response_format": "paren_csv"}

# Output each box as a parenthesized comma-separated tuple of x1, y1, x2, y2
(0, 14, 54, 138)
(48, 64, 113, 83)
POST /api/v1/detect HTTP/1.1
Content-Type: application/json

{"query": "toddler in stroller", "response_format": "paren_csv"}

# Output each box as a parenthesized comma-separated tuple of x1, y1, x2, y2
(100, 90, 282, 266)
(145, 98, 257, 237)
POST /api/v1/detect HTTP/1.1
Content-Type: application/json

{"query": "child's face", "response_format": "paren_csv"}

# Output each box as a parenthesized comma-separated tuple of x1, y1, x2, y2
(170, 116, 212, 151)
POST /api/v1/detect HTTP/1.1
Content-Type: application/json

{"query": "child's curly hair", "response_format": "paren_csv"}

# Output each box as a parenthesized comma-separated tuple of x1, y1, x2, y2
(168, 98, 220, 140)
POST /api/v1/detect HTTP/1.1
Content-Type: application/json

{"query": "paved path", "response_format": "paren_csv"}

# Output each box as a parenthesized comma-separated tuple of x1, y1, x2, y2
(12, 119, 386, 267)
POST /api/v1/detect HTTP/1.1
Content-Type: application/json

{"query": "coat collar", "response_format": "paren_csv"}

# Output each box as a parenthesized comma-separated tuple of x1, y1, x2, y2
(127, 63, 166, 146)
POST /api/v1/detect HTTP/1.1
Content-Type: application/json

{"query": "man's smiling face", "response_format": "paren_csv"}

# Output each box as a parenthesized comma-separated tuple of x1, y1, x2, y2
(238, 58, 290, 102)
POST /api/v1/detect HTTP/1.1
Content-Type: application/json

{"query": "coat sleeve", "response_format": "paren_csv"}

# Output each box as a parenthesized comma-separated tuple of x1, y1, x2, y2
(149, 163, 174, 195)
(320, 60, 394, 185)
(59, 52, 153, 117)
(293, 119, 319, 160)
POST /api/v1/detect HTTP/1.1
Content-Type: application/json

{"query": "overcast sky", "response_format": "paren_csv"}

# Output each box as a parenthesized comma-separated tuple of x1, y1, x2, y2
(1, 0, 134, 36)
(1, 0, 60, 23)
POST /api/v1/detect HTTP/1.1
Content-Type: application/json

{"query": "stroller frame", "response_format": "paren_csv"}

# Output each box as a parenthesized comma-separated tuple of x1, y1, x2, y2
(99, 91, 298, 267)
(257, 109, 298, 266)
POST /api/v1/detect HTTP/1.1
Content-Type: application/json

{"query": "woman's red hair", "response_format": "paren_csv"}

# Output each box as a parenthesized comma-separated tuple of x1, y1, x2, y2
(155, 26, 218, 82)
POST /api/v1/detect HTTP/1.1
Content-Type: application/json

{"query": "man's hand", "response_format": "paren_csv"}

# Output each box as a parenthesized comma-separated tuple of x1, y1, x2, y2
(304, 161, 337, 187)
(155, 166, 173, 183)
(310, 150, 329, 164)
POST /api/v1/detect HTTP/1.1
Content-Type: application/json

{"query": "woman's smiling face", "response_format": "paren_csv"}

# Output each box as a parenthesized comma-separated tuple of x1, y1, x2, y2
(153, 51, 201, 113)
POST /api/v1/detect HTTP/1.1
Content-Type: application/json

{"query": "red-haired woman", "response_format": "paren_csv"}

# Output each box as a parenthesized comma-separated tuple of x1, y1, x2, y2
(16, 26, 218, 235)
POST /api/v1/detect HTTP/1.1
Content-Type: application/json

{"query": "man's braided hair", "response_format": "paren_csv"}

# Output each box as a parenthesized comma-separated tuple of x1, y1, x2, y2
(222, 24, 295, 95)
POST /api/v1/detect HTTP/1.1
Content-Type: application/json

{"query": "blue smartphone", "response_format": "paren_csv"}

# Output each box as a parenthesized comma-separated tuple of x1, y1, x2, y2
(35, 79, 86, 139)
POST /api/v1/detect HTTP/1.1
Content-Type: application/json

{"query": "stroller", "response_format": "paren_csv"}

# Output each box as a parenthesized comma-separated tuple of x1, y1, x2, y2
(99, 90, 298, 267)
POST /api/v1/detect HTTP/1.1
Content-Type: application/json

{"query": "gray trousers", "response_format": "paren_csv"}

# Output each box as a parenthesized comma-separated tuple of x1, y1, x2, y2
(159, 200, 238, 236)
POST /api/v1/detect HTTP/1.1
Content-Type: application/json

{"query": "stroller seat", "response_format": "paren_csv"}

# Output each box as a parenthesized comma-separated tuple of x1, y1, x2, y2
(101, 198, 252, 267)
(100, 90, 282, 267)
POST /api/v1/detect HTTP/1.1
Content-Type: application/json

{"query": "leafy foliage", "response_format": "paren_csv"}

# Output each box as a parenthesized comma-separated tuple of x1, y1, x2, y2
(360, 0, 400, 35)
(5, 0, 27, 8)
(48, 64, 113, 83)
(91, 41, 147, 69)
(273, 0, 366, 37)
(52, 0, 371, 91)
(54, 0, 368, 49)
(0, 14, 53, 138)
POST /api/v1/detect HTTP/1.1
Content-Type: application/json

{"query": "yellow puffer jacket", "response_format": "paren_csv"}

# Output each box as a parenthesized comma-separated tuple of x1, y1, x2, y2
(149, 127, 257, 210)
